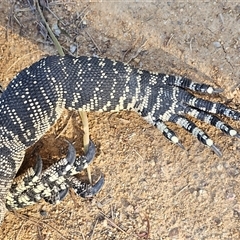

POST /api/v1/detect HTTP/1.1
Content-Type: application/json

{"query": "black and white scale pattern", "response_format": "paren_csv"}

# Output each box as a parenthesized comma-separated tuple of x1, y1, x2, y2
(0, 55, 240, 223)
(6, 140, 104, 209)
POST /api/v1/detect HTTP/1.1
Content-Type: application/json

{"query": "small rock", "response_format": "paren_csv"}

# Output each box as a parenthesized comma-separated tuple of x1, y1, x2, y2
(216, 163, 223, 171)
(213, 216, 221, 225)
(16, 12, 22, 17)
(70, 44, 77, 53)
(52, 23, 61, 37)
(150, 160, 156, 167)
(82, 20, 87, 27)
(169, 227, 179, 237)
(66, 5, 72, 11)
(134, 58, 141, 64)
(102, 219, 108, 227)
(213, 41, 221, 48)
(199, 189, 208, 197)
(76, 35, 83, 43)
(39, 209, 47, 217)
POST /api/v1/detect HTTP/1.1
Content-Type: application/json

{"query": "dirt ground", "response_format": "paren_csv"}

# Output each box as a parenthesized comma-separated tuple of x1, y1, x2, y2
(0, 1, 240, 239)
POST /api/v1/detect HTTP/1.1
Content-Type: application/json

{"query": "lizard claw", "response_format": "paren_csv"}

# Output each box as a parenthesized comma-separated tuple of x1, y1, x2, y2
(210, 144, 222, 158)
(71, 175, 105, 198)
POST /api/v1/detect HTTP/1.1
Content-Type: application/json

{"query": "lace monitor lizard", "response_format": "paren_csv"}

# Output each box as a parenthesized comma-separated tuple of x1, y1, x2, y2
(1, 55, 240, 223)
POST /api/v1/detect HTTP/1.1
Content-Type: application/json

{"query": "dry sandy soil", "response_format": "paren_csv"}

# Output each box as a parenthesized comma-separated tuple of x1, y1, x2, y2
(0, 1, 240, 239)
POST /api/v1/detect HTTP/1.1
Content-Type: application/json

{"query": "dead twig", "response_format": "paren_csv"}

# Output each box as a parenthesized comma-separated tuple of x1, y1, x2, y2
(165, 33, 174, 47)
(16, 213, 69, 240)
(79, 224, 86, 240)
(6, 1, 18, 39)
(127, 38, 148, 64)
(122, 36, 143, 62)
(46, 7, 66, 26)
(85, 30, 102, 54)
(135, 215, 150, 239)
(55, 112, 73, 139)
(37, 225, 44, 240)
(99, 211, 130, 236)
(89, 217, 99, 240)
(15, 219, 31, 240)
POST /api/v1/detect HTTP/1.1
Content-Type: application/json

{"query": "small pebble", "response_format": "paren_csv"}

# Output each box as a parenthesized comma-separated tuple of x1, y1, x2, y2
(169, 227, 179, 237)
(213, 41, 221, 48)
(70, 44, 77, 53)
(217, 163, 223, 171)
(52, 23, 61, 37)
(82, 20, 87, 27)
(39, 209, 47, 217)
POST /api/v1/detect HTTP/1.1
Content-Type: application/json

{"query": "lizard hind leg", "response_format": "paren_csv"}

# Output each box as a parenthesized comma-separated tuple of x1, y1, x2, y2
(6, 140, 104, 209)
